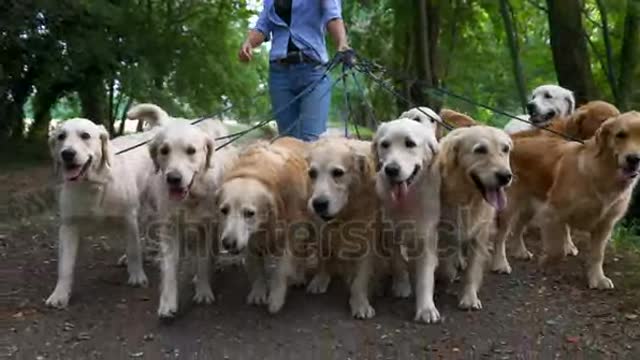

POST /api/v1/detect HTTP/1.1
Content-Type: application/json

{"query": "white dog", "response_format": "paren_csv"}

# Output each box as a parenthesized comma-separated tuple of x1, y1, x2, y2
(147, 122, 236, 318)
(399, 107, 442, 131)
(46, 118, 152, 308)
(127, 103, 229, 140)
(372, 118, 441, 323)
(504, 85, 575, 134)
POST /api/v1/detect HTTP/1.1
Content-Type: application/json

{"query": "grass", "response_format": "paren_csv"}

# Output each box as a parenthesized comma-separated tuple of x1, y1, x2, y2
(612, 220, 640, 252)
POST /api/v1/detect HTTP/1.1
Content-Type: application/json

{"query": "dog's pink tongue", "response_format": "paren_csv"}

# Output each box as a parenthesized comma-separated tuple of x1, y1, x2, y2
(169, 188, 187, 201)
(64, 166, 83, 181)
(390, 182, 409, 206)
(485, 188, 507, 211)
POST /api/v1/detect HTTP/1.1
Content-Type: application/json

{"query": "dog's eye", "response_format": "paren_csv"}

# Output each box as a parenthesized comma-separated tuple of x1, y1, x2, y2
(57, 132, 67, 141)
(473, 145, 488, 155)
(544, 92, 552, 99)
(308, 168, 318, 179)
(160, 146, 170, 156)
(332, 168, 345, 178)
(412, 116, 421, 123)
(80, 132, 91, 140)
(244, 209, 255, 219)
(430, 117, 436, 123)
(502, 145, 510, 154)
(616, 131, 628, 140)
(186, 146, 196, 155)
(380, 141, 390, 149)
(405, 139, 417, 148)
(220, 206, 229, 216)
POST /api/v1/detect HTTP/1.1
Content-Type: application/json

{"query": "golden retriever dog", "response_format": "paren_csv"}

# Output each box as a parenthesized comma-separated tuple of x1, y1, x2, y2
(504, 84, 575, 134)
(45, 118, 152, 308)
(372, 118, 442, 323)
(216, 137, 310, 314)
(305, 137, 379, 318)
(491, 102, 620, 273)
(492, 112, 640, 289)
(438, 109, 478, 139)
(127, 103, 229, 140)
(147, 122, 236, 318)
(436, 126, 513, 310)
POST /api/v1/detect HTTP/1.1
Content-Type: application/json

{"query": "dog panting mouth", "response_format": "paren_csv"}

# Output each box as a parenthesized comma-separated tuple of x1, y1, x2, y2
(389, 165, 420, 205)
(168, 172, 197, 201)
(64, 157, 92, 182)
(471, 173, 507, 211)
(620, 167, 639, 180)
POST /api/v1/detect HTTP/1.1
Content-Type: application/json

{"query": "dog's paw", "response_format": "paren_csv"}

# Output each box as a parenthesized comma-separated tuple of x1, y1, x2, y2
(458, 293, 482, 310)
(306, 273, 331, 294)
(350, 297, 375, 319)
(193, 287, 215, 305)
(157, 300, 178, 319)
(491, 258, 512, 274)
(247, 284, 268, 306)
(117, 254, 127, 267)
(414, 305, 441, 324)
(391, 276, 412, 298)
(513, 248, 534, 260)
(588, 275, 614, 290)
(45, 289, 70, 309)
(564, 242, 579, 257)
(127, 271, 149, 288)
(267, 291, 286, 314)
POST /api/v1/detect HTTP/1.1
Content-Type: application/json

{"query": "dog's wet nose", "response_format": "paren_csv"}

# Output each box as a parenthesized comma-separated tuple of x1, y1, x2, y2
(526, 102, 536, 116)
(312, 197, 329, 214)
(384, 163, 401, 178)
(166, 171, 182, 186)
(495, 171, 513, 186)
(61, 148, 76, 163)
(221, 236, 237, 252)
(626, 154, 640, 168)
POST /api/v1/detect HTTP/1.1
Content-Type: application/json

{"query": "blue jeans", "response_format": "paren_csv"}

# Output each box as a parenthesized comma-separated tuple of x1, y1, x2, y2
(268, 62, 331, 141)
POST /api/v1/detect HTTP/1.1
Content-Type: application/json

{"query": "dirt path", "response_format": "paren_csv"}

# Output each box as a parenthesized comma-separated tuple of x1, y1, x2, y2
(2, 166, 640, 359)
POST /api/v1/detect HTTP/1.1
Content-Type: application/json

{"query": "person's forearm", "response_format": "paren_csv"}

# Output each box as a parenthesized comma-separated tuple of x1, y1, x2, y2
(327, 19, 349, 50)
(246, 29, 266, 48)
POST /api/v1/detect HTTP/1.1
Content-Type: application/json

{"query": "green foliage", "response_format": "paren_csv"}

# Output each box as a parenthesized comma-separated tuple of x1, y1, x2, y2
(613, 219, 640, 251)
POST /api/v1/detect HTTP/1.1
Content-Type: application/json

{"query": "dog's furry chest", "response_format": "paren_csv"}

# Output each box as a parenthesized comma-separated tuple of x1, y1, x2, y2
(59, 183, 136, 220)
(439, 201, 493, 241)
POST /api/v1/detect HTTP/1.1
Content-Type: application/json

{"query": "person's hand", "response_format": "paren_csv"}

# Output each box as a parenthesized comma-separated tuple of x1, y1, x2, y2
(337, 47, 355, 68)
(239, 41, 253, 62)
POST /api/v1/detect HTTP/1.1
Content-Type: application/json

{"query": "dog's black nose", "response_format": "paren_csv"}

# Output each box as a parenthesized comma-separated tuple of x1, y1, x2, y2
(221, 236, 236, 252)
(384, 163, 401, 178)
(312, 197, 329, 214)
(60, 149, 76, 163)
(166, 171, 182, 186)
(526, 102, 536, 116)
(626, 154, 640, 168)
(495, 171, 513, 186)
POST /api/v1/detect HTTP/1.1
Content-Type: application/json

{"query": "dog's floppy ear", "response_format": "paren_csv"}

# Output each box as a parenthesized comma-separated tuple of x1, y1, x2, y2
(148, 135, 161, 173)
(98, 125, 112, 170)
(438, 130, 462, 168)
(595, 118, 613, 156)
(205, 136, 215, 170)
(565, 109, 585, 139)
(564, 92, 576, 116)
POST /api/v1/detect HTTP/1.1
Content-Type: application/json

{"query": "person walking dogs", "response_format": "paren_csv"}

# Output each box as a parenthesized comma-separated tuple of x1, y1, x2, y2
(239, 0, 350, 141)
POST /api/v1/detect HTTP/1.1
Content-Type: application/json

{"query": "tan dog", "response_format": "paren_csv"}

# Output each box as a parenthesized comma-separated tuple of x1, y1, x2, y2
(147, 122, 236, 318)
(438, 109, 477, 139)
(305, 138, 379, 319)
(373, 118, 441, 323)
(493, 112, 640, 289)
(492, 102, 621, 273)
(436, 126, 513, 310)
(216, 137, 311, 314)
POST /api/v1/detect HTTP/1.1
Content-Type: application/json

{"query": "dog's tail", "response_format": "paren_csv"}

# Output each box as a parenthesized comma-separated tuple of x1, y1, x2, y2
(127, 103, 170, 128)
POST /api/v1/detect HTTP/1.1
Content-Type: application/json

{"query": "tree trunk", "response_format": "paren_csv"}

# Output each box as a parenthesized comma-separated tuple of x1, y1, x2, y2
(499, 0, 528, 113)
(78, 76, 107, 125)
(618, 0, 640, 111)
(412, 0, 441, 111)
(545, 0, 599, 104)
(118, 97, 134, 135)
(595, 0, 619, 105)
(28, 91, 58, 142)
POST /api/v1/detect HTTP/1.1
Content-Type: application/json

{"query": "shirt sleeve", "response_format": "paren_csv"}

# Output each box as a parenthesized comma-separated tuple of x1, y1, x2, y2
(322, 0, 343, 25)
(253, 3, 271, 42)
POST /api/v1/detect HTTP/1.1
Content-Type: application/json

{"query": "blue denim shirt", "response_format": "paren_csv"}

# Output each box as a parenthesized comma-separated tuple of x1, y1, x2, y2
(254, 0, 342, 64)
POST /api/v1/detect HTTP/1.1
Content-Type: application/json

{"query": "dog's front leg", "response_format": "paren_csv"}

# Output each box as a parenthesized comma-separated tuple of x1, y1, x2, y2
(306, 258, 332, 294)
(193, 229, 215, 305)
(268, 250, 295, 314)
(459, 227, 489, 311)
(414, 230, 440, 323)
(158, 227, 180, 318)
(124, 215, 148, 287)
(246, 252, 268, 305)
(391, 244, 412, 298)
(349, 252, 375, 319)
(587, 220, 616, 290)
(46, 224, 80, 308)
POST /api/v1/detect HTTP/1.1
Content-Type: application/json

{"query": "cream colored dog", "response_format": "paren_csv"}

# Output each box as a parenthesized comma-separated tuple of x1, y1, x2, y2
(46, 118, 152, 308)
(373, 118, 441, 323)
(305, 138, 378, 319)
(493, 112, 640, 289)
(504, 85, 575, 134)
(436, 126, 513, 310)
(147, 122, 236, 318)
(216, 137, 310, 314)
(127, 103, 229, 140)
